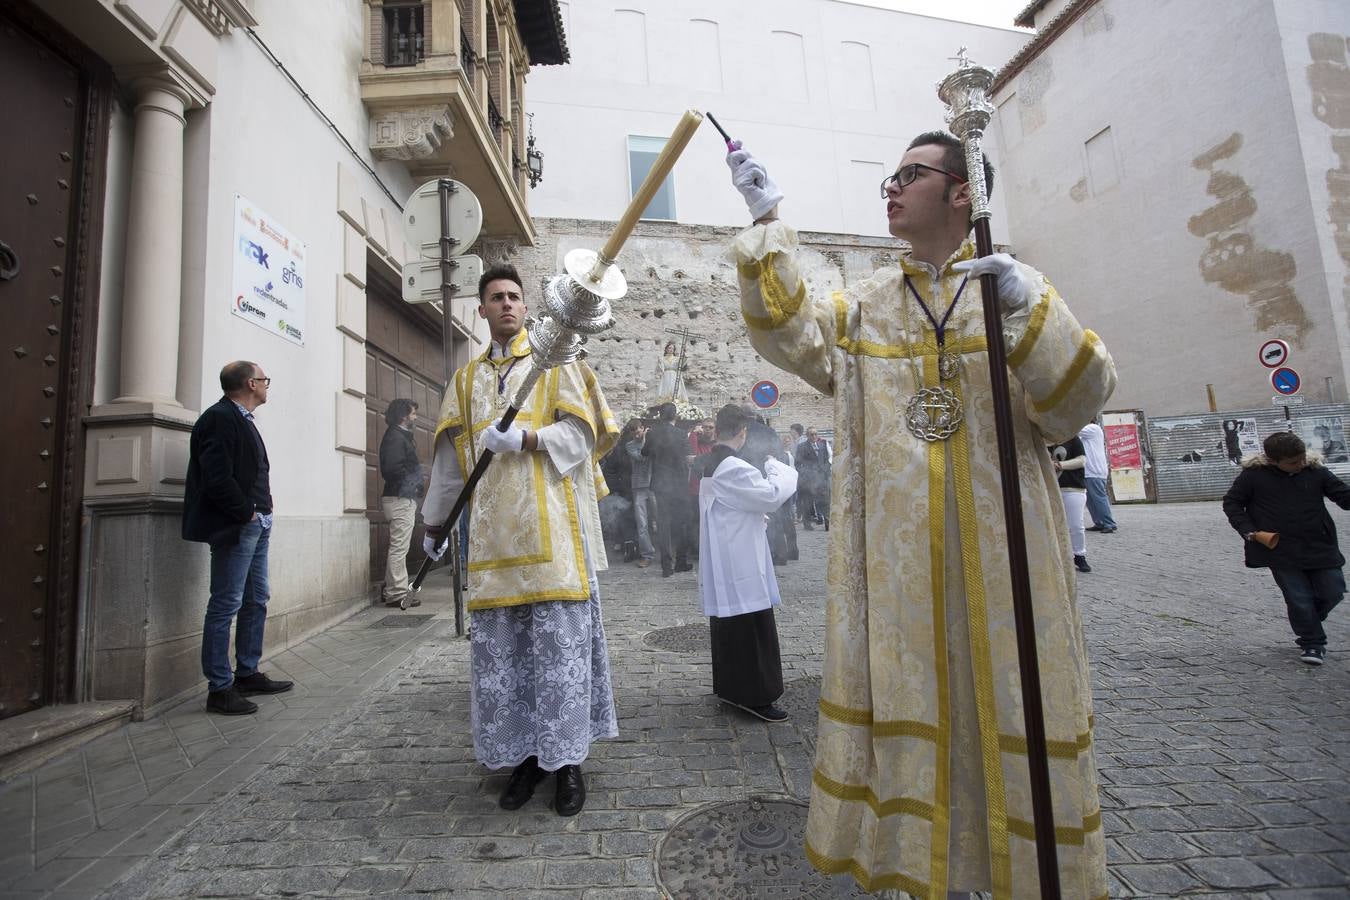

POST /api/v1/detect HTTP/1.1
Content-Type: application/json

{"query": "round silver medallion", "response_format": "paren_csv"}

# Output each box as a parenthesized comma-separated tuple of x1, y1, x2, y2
(905, 386, 964, 442)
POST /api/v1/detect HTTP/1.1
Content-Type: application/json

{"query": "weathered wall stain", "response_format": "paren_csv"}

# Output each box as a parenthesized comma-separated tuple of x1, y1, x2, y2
(1187, 132, 1311, 342)
(1309, 33, 1350, 384)
(1017, 56, 1052, 135)
(1309, 33, 1350, 129)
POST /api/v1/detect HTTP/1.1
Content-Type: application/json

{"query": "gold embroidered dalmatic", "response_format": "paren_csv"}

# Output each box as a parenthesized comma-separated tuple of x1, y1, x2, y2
(435, 330, 619, 611)
(734, 223, 1113, 900)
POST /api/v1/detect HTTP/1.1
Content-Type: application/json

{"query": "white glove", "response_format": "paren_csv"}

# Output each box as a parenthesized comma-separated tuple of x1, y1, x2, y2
(480, 421, 525, 454)
(951, 253, 1032, 314)
(422, 534, 445, 561)
(726, 148, 783, 221)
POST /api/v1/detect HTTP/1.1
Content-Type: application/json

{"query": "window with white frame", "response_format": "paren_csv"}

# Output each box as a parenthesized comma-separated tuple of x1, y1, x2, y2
(627, 135, 676, 221)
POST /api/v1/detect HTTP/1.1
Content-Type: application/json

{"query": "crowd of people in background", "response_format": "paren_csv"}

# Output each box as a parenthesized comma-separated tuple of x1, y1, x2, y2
(597, 409, 832, 573)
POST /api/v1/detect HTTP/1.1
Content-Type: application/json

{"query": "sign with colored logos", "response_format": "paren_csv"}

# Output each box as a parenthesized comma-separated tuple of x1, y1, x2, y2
(750, 380, 780, 409)
(231, 194, 306, 346)
(1270, 366, 1301, 395)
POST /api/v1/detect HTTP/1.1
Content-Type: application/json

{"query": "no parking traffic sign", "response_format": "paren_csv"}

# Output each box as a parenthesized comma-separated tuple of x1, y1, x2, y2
(1271, 367, 1301, 395)
(750, 380, 779, 409)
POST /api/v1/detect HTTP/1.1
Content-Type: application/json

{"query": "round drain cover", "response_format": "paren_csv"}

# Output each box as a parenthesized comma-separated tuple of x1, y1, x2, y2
(643, 623, 710, 653)
(656, 796, 868, 898)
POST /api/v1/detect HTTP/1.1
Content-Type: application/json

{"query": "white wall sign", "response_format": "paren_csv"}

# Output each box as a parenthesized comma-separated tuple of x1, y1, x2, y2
(231, 194, 306, 346)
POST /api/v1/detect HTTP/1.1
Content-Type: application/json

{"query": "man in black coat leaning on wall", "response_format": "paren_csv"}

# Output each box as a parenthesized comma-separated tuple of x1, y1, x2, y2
(183, 361, 294, 715)
(379, 398, 424, 608)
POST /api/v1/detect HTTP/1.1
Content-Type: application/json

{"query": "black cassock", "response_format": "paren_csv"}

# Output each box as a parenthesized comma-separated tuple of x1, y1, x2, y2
(710, 608, 783, 708)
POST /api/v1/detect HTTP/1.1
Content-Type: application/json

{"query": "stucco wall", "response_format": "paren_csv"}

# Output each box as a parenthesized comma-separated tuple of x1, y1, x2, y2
(992, 0, 1348, 416)
(187, 10, 416, 519)
(529, 0, 1028, 239)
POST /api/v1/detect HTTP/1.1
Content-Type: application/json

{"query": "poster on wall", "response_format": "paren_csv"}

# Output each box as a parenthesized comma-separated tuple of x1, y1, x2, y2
(231, 194, 305, 346)
(1220, 417, 1261, 465)
(1101, 412, 1147, 501)
(1293, 415, 1348, 463)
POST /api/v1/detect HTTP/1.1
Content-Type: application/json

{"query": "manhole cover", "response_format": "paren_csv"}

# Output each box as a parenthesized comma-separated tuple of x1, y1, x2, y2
(643, 623, 710, 653)
(656, 796, 867, 898)
(780, 675, 821, 747)
(371, 614, 434, 627)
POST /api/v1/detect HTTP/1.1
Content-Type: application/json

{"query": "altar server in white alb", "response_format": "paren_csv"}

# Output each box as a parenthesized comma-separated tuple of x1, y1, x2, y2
(726, 130, 1113, 899)
(697, 404, 798, 722)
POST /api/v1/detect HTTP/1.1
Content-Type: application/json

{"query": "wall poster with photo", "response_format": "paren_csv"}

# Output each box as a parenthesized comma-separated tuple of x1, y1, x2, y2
(1293, 415, 1348, 464)
(1220, 417, 1260, 466)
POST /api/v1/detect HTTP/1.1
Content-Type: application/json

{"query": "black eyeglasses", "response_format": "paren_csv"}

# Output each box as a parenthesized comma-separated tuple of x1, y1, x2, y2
(879, 163, 967, 198)
(250, 376, 272, 387)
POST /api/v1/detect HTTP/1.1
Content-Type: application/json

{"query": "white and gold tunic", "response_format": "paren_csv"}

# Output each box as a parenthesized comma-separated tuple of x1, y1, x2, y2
(734, 222, 1113, 900)
(427, 329, 619, 610)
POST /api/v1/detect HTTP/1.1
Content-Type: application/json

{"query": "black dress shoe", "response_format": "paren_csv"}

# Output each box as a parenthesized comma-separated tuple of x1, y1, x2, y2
(1085, 525, 1104, 532)
(675, 561, 693, 572)
(500, 756, 546, 810)
(554, 764, 586, 817)
(206, 687, 258, 716)
(234, 671, 294, 695)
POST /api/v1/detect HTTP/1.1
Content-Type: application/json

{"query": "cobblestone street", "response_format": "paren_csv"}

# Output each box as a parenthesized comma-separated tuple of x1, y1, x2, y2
(3, 501, 1349, 898)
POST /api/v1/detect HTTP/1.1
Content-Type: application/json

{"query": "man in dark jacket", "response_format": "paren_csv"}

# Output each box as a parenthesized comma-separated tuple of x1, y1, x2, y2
(1223, 431, 1350, 665)
(183, 361, 294, 714)
(379, 398, 423, 608)
(642, 402, 692, 576)
(794, 427, 831, 530)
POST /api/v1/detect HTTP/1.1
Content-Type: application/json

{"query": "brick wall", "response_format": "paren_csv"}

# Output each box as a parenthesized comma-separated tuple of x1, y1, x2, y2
(511, 217, 901, 431)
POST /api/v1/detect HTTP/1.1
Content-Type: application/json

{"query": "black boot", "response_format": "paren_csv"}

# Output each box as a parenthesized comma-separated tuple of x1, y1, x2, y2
(206, 686, 257, 716)
(500, 756, 546, 810)
(554, 764, 586, 817)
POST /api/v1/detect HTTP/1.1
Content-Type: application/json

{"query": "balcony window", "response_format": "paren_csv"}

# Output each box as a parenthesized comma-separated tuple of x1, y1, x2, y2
(627, 135, 676, 221)
(384, 4, 425, 67)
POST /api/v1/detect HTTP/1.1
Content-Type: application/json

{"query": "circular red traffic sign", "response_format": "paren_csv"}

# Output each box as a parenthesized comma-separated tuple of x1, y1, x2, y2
(1271, 366, 1301, 395)
(750, 380, 779, 409)
(1258, 339, 1289, 368)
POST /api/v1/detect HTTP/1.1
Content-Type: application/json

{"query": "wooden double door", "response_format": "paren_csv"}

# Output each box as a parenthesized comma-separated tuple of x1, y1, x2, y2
(0, 5, 108, 718)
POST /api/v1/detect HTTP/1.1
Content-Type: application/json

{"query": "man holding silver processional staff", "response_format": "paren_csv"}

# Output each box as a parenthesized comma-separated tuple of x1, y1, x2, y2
(723, 67, 1114, 898)
(421, 264, 620, 818)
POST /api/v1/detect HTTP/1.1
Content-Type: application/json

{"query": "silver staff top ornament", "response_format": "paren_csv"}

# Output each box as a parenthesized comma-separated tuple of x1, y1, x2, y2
(937, 52, 997, 223)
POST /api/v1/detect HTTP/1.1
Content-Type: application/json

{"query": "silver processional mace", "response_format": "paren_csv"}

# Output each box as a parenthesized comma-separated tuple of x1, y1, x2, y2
(938, 53, 1063, 899)
(409, 110, 705, 593)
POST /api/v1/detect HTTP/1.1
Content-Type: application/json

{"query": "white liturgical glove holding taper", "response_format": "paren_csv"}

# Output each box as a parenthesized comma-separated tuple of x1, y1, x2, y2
(480, 421, 525, 454)
(951, 253, 1032, 314)
(422, 534, 445, 561)
(726, 148, 783, 221)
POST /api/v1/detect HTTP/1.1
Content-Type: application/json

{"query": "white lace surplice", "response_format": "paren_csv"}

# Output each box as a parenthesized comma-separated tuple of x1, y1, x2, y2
(428, 413, 618, 771)
(470, 586, 617, 770)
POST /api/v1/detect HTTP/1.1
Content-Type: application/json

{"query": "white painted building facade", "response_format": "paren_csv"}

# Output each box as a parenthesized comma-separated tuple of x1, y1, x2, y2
(519, 0, 1030, 421)
(992, 0, 1350, 416)
(5, 0, 563, 734)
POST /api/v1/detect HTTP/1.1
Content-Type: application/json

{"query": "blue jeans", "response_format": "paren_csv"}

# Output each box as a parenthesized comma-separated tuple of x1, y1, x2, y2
(1269, 567, 1345, 650)
(632, 487, 655, 560)
(202, 519, 271, 691)
(1085, 477, 1116, 529)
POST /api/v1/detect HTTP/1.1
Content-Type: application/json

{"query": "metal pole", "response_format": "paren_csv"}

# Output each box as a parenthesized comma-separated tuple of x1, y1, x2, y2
(438, 179, 465, 636)
(942, 58, 1061, 898)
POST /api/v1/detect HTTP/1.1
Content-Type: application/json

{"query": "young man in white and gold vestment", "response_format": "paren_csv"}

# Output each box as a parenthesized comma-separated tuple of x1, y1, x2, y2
(421, 264, 620, 817)
(725, 133, 1114, 899)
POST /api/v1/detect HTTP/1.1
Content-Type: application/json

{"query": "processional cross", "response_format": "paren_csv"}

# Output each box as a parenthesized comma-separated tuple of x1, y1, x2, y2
(663, 324, 710, 399)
